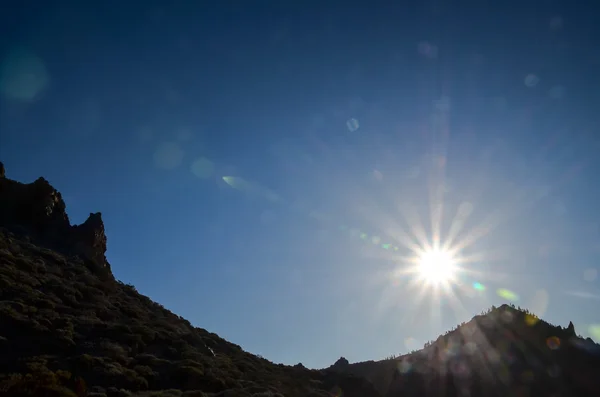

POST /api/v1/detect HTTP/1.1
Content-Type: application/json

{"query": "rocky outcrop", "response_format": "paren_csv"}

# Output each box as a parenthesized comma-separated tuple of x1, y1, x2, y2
(0, 161, 112, 277)
(330, 357, 350, 371)
(69, 212, 108, 271)
(332, 305, 600, 397)
(567, 320, 576, 337)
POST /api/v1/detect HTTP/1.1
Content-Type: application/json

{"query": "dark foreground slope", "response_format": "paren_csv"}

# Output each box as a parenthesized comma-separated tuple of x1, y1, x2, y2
(328, 306, 600, 396)
(0, 163, 379, 397)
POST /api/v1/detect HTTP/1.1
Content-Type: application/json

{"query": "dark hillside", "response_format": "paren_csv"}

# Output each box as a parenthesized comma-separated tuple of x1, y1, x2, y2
(1, 161, 599, 397)
(0, 162, 379, 397)
(328, 305, 600, 396)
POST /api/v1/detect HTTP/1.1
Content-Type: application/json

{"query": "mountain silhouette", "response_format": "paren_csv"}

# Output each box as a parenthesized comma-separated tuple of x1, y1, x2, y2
(327, 305, 600, 396)
(1, 162, 599, 396)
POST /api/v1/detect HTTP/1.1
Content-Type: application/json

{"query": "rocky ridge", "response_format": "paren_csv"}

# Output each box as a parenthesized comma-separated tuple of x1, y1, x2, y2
(0, 162, 111, 278)
(328, 305, 600, 396)
(0, 161, 380, 397)
(1, 160, 600, 397)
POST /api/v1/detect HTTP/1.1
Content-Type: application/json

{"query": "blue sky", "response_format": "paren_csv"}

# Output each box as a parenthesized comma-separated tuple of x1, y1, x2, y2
(1, 1, 599, 368)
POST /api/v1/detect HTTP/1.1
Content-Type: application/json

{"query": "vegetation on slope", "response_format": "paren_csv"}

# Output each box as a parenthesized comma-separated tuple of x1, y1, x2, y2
(328, 305, 600, 396)
(0, 161, 379, 397)
(0, 228, 378, 397)
(1, 162, 599, 397)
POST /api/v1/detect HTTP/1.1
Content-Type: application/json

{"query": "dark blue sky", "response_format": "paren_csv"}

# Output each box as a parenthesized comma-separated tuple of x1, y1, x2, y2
(1, 1, 600, 368)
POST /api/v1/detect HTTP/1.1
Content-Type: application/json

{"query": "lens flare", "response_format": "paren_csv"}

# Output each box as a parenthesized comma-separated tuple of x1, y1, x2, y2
(497, 288, 519, 302)
(417, 249, 457, 285)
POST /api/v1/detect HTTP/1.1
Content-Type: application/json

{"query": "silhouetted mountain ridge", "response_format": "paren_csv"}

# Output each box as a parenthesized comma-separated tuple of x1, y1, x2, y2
(328, 304, 600, 396)
(0, 163, 380, 397)
(1, 162, 599, 396)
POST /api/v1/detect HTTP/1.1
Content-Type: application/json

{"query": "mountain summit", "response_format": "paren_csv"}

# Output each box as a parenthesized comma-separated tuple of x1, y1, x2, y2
(329, 304, 600, 396)
(0, 162, 599, 397)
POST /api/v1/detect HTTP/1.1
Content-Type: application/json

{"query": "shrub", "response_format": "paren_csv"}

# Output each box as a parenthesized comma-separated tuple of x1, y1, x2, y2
(0, 369, 86, 397)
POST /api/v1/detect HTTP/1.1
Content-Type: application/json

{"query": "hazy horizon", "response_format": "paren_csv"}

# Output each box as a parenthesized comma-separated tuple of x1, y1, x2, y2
(1, 1, 599, 368)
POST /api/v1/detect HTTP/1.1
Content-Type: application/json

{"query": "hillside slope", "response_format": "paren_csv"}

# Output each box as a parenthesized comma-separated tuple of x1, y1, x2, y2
(0, 162, 379, 397)
(328, 306, 600, 396)
(2, 161, 600, 397)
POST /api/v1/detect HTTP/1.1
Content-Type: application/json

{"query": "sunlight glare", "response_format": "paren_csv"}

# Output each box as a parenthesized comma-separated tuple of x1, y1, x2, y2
(417, 249, 456, 285)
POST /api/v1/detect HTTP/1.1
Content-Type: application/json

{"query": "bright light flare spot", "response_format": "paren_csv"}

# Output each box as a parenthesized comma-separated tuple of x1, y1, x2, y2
(589, 325, 600, 341)
(190, 157, 214, 179)
(346, 118, 359, 132)
(404, 337, 419, 351)
(546, 336, 561, 350)
(497, 288, 519, 302)
(473, 282, 486, 291)
(222, 176, 235, 186)
(525, 314, 540, 326)
(397, 359, 412, 374)
(222, 176, 249, 191)
(0, 49, 49, 101)
(417, 249, 457, 285)
(529, 289, 549, 317)
(525, 73, 540, 87)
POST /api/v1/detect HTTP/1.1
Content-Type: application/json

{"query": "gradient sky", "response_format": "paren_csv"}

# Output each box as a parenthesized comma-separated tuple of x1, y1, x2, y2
(1, 1, 599, 368)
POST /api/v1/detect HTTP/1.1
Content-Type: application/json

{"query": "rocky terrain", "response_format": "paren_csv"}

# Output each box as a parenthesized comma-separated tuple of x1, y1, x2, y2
(0, 162, 378, 397)
(328, 305, 600, 396)
(1, 160, 599, 396)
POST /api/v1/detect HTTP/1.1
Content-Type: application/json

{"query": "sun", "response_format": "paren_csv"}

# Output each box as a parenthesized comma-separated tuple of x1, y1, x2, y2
(417, 249, 457, 285)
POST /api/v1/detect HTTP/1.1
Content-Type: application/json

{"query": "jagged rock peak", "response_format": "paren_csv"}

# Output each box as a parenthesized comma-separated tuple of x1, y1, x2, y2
(70, 212, 109, 271)
(331, 357, 350, 369)
(0, 162, 112, 277)
(567, 321, 576, 336)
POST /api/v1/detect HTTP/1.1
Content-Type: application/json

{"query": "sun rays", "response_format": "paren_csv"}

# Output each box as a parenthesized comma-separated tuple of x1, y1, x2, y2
(360, 184, 500, 333)
(416, 248, 457, 286)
